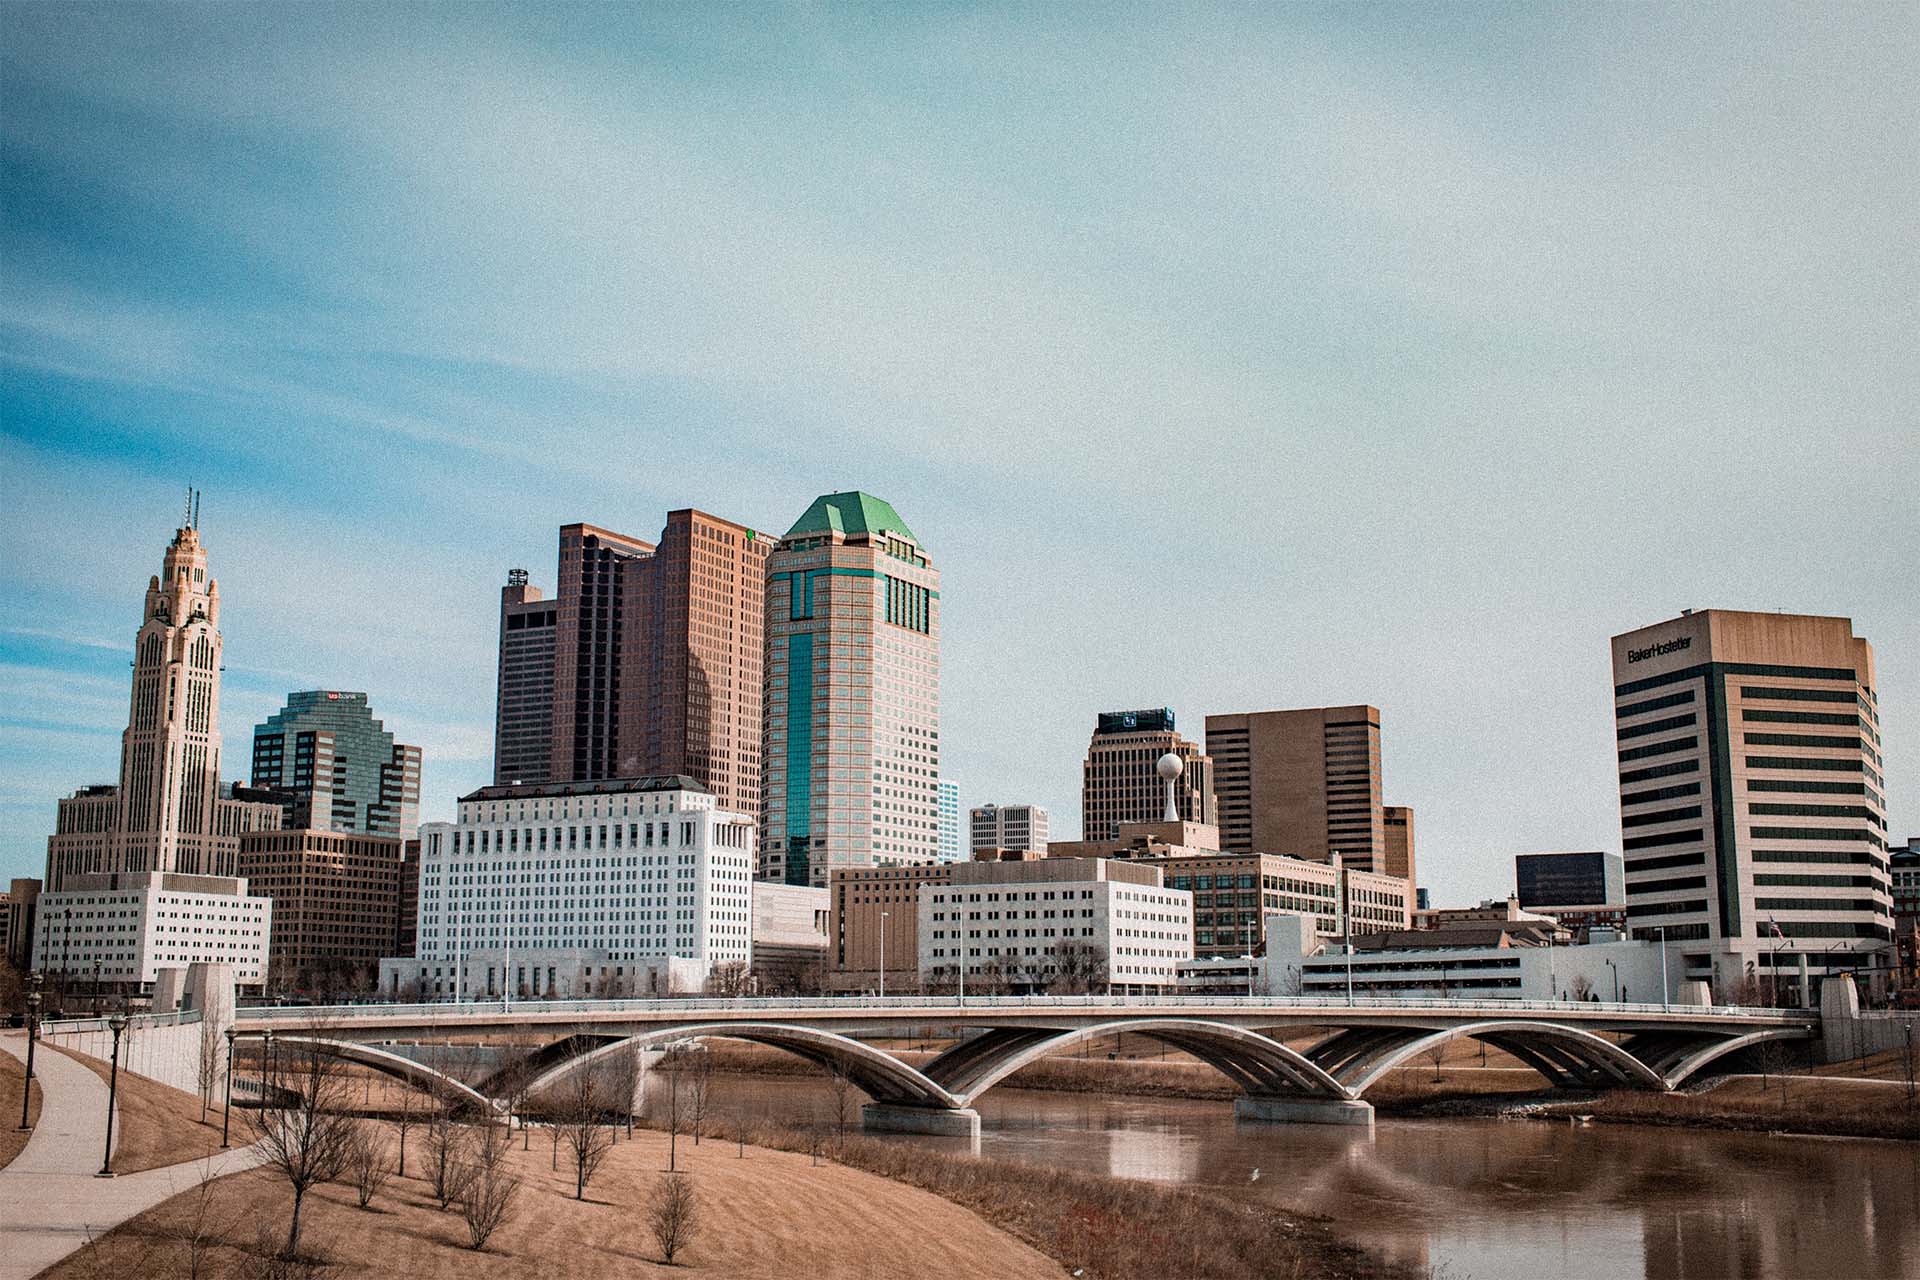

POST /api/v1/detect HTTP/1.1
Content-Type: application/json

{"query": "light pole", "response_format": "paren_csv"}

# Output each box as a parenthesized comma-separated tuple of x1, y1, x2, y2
(1334, 852, 1354, 1007)
(879, 912, 889, 1000)
(220, 1028, 235, 1147)
(97, 1011, 128, 1178)
(18, 971, 42, 1131)
(1604, 958, 1619, 1003)
(262, 1029, 276, 1103)
(1656, 925, 1670, 1010)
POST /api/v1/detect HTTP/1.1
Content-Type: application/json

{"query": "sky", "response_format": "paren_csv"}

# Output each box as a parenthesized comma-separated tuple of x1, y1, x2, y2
(2, 3, 1915, 901)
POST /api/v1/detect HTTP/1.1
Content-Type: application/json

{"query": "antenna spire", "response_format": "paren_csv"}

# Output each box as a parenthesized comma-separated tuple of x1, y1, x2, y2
(192, 489, 201, 529)
(184, 486, 193, 528)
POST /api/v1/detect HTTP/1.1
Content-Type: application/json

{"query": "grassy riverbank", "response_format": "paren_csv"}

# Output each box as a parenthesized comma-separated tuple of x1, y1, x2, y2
(696, 1114, 1425, 1280)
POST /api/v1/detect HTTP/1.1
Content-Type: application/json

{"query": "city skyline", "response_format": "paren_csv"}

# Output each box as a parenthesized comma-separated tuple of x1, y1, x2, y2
(3, 5, 1916, 904)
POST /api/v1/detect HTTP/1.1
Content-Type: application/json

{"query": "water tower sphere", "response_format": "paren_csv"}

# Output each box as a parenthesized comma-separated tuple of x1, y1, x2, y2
(1156, 752, 1184, 780)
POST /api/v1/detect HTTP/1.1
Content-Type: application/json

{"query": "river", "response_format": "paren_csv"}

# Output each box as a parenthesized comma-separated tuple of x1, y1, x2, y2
(695, 1074, 1920, 1279)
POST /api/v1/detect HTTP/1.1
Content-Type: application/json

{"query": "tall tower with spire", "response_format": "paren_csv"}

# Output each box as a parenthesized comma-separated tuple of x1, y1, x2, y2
(45, 499, 282, 889)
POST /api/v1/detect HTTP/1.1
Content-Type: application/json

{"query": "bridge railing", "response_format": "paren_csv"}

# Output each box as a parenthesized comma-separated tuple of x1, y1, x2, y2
(41, 1008, 204, 1036)
(235, 993, 1816, 1025)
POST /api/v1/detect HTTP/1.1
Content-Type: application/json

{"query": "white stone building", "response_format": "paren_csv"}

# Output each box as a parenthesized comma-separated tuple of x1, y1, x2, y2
(381, 776, 754, 1000)
(969, 802, 1050, 855)
(30, 872, 271, 992)
(918, 858, 1193, 992)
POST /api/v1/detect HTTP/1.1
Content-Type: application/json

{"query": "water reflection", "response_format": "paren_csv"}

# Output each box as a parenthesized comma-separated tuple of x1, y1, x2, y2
(707, 1075, 1920, 1280)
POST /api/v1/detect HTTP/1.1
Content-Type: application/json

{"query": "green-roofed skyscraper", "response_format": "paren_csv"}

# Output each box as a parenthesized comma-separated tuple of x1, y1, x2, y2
(762, 491, 941, 886)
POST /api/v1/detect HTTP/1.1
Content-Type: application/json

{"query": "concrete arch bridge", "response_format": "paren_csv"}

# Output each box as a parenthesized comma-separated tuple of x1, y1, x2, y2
(234, 996, 1818, 1133)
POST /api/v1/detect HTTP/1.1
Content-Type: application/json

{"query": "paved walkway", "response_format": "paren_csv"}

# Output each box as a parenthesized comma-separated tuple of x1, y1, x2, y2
(1, 1031, 264, 1279)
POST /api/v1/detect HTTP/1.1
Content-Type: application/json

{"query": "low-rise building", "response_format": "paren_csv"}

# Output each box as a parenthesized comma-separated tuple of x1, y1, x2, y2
(970, 803, 1051, 856)
(1299, 935, 1669, 1003)
(379, 775, 754, 1000)
(751, 882, 830, 993)
(918, 857, 1192, 993)
(28, 872, 270, 993)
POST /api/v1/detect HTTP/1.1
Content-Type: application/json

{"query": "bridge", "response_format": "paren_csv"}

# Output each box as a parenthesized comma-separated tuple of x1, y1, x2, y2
(229, 995, 1818, 1133)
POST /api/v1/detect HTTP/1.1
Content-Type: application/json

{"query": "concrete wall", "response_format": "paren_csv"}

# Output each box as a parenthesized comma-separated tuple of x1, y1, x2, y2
(38, 961, 236, 1100)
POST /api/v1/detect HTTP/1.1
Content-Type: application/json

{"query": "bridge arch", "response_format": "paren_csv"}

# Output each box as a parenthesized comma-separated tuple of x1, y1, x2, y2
(1338, 1021, 1668, 1096)
(270, 1036, 497, 1112)
(1658, 1026, 1810, 1088)
(519, 1023, 961, 1110)
(938, 1019, 1351, 1104)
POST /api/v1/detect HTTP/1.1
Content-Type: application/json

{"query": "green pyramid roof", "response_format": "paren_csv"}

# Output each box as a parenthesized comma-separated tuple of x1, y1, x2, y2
(784, 491, 920, 544)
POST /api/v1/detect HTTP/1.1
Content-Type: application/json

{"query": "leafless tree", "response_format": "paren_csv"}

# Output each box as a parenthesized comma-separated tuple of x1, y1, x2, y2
(248, 1036, 359, 1258)
(1569, 975, 1595, 1002)
(196, 989, 227, 1124)
(172, 1160, 238, 1280)
(682, 1047, 715, 1146)
(825, 1066, 858, 1137)
(425, 1115, 474, 1211)
(490, 1044, 541, 1140)
(558, 1055, 615, 1199)
(704, 960, 752, 997)
(1754, 1038, 1794, 1105)
(1425, 1041, 1448, 1083)
(347, 1122, 390, 1209)
(648, 1172, 700, 1265)
(390, 1077, 425, 1179)
(1043, 940, 1110, 995)
(461, 1123, 520, 1250)
(605, 1043, 641, 1141)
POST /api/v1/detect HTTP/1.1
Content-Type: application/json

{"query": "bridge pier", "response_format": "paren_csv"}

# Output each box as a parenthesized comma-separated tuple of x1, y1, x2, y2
(861, 1103, 982, 1140)
(1235, 1095, 1376, 1128)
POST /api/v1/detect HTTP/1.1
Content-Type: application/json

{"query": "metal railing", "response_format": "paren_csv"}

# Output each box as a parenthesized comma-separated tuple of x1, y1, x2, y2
(41, 1009, 204, 1035)
(234, 993, 1816, 1025)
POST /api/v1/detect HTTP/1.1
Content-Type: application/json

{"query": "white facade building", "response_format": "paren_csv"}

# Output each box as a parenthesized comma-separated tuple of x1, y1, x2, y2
(1299, 936, 1670, 1003)
(30, 872, 270, 991)
(918, 860, 1192, 992)
(937, 779, 963, 862)
(381, 776, 754, 1000)
(969, 802, 1051, 855)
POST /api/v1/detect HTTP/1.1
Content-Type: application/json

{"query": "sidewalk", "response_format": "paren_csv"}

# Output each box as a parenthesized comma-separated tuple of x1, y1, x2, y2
(1, 1031, 264, 1280)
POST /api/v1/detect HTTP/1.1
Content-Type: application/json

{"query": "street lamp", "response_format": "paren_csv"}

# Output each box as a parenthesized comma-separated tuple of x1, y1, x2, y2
(262, 1029, 276, 1102)
(221, 1028, 236, 1148)
(18, 971, 42, 1131)
(879, 912, 889, 1000)
(1604, 958, 1619, 1003)
(97, 1011, 128, 1178)
(1656, 925, 1670, 1010)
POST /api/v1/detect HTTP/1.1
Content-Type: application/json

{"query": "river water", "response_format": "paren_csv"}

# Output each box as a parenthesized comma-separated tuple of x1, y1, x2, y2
(699, 1075, 1920, 1279)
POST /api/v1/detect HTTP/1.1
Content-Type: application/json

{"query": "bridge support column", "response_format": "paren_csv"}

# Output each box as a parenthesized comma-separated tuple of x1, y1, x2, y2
(1235, 1095, 1375, 1128)
(861, 1103, 982, 1140)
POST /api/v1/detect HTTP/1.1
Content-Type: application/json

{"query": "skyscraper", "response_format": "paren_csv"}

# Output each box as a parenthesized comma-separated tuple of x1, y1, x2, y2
(494, 568, 556, 786)
(1080, 709, 1215, 843)
(549, 523, 655, 782)
(45, 509, 283, 890)
(1610, 609, 1892, 1000)
(937, 779, 962, 861)
(620, 509, 770, 818)
(1205, 706, 1385, 871)
(762, 492, 940, 886)
(1381, 804, 1416, 885)
(250, 691, 422, 840)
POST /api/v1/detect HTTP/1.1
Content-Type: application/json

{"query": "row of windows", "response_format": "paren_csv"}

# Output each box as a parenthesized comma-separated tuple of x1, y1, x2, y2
(1753, 874, 1877, 889)
(1621, 783, 1701, 806)
(1618, 713, 1697, 741)
(1620, 758, 1699, 785)
(1743, 709, 1859, 728)
(1627, 875, 1706, 895)
(1623, 805, 1701, 829)
(1619, 736, 1696, 763)
(1625, 827, 1700, 851)
(1617, 690, 1696, 719)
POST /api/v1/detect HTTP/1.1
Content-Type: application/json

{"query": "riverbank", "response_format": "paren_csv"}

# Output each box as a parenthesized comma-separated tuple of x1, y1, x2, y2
(693, 1113, 1425, 1280)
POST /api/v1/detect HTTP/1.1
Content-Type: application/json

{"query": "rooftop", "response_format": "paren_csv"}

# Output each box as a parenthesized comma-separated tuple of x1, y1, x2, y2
(784, 491, 919, 544)
(461, 775, 710, 803)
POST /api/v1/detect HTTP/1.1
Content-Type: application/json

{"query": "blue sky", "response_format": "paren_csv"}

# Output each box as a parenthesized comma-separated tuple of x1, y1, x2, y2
(2, 3, 1915, 899)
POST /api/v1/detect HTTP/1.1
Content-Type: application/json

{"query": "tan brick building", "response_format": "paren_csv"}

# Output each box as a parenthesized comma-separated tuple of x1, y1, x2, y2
(238, 829, 409, 993)
(1205, 706, 1385, 870)
(1080, 708, 1215, 843)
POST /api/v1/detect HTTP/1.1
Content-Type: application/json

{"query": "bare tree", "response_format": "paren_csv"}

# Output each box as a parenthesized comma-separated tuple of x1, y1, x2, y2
(558, 1055, 615, 1199)
(648, 1172, 700, 1265)
(489, 1044, 540, 1142)
(248, 1037, 359, 1258)
(196, 991, 227, 1125)
(425, 1115, 474, 1211)
(1425, 1041, 1448, 1083)
(825, 1066, 858, 1137)
(1569, 975, 1595, 1002)
(390, 1078, 425, 1179)
(172, 1160, 238, 1280)
(461, 1123, 520, 1250)
(1044, 940, 1110, 995)
(348, 1122, 390, 1209)
(605, 1043, 641, 1141)
(683, 1047, 715, 1146)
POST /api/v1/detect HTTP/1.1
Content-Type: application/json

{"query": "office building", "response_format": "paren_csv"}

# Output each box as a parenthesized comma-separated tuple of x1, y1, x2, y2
(549, 523, 656, 782)
(1205, 706, 1385, 871)
(1611, 609, 1893, 1000)
(937, 780, 963, 861)
(970, 803, 1051, 855)
(1298, 934, 1666, 1003)
(1081, 708, 1215, 843)
(1382, 805, 1415, 884)
(397, 837, 422, 957)
(2, 878, 40, 969)
(750, 882, 830, 992)
(494, 568, 557, 785)
(238, 829, 410, 992)
(1892, 837, 1920, 925)
(620, 508, 771, 818)
(920, 858, 1193, 993)
(762, 492, 941, 886)
(1130, 850, 1410, 958)
(250, 691, 422, 840)
(45, 513, 283, 891)
(1516, 851, 1625, 911)
(30, 872, 270, 992)
(381, 775, 754, 999)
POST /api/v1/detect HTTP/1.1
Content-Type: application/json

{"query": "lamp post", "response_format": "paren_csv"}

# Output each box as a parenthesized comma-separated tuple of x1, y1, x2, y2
(220, 1028, 236, 1147)
(92, 958, 103, 1016)
(97, 1011, 128, 1177)
(262, 1029, 276, 1103)
(1604, 958, 1619, 1003)
(18, 971, 42, 1131)
(879, 912, 889, 1000)
(1656, 925, 1670, 1010)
